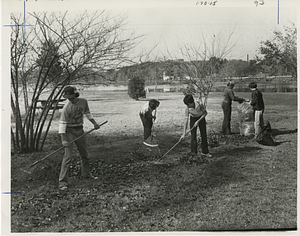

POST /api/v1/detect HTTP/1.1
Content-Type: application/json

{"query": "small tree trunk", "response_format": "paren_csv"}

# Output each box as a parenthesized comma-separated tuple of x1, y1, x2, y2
(11, 128, 16, 154)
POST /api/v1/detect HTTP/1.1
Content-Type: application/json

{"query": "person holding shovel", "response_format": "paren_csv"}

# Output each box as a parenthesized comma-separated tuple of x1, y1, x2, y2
(139, 99, 160, 141)
(58, 86, 100, 191)
(181, 94, 212, 159)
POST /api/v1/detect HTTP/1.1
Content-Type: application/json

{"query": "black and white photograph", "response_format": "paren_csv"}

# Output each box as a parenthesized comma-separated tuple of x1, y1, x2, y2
(1, 0, 298, 234)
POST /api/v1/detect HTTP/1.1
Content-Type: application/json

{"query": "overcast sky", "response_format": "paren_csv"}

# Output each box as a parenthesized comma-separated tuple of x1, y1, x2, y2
(1, 0, 298, 62)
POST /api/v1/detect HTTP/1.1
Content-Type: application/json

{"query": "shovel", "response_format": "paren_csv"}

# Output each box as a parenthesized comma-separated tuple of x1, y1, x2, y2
(20, 120, 108, 174)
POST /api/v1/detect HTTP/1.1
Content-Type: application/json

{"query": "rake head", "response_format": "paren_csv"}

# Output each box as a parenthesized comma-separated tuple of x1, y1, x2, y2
(143, 134, 159, 147)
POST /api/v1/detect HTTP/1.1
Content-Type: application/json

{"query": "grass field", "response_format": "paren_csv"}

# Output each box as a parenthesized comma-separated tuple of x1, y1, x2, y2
(9, 91, 297, 233)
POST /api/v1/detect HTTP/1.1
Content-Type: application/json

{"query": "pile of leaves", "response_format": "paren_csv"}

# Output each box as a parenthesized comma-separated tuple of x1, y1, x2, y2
(179, 152, 207, 164)
(207, 132, 255, 147)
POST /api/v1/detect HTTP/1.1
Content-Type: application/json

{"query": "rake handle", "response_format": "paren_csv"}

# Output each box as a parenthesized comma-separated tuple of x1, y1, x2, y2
(29, 120, 108, 167)
(186, 114, 206, 135)
(160, 138, 182, 159)
(160, 115, 206, 159)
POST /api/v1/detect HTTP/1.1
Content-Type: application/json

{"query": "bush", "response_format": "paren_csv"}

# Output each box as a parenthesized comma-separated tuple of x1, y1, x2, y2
(128, 75, 146, 100)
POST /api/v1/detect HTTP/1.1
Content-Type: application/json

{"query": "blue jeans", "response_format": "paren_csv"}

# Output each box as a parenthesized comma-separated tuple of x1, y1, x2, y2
(59, 127, 91, 184)
(190, 116, 209, 154)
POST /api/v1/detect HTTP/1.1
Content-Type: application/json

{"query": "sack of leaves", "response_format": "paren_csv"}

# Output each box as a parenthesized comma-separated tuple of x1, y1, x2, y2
(237, 102, 255, 136)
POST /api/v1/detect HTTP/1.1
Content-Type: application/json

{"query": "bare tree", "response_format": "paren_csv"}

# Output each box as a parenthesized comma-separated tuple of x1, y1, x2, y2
(11, 10, 140, 153)
(166, 28, 236, 107)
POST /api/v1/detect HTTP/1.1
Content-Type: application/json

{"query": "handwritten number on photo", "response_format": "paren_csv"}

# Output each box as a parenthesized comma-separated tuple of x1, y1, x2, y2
(196, 1, 217, 6)
(254, 0, 265, 7)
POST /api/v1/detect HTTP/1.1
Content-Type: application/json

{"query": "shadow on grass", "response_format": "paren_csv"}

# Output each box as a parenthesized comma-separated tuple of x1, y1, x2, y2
(274, 141, 289, 146)
(213, 146, 263, 157)
(113, 145, 263, 219)
(203, 146, 261, 189)
(84, 135, 262, 192)
(11, 133, 262, 193)
(271, 128, 297, 137)
(11, 131, 296, 232)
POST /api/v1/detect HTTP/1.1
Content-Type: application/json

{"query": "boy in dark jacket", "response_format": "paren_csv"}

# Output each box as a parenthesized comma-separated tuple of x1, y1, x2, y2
(249, 82, 265, 138)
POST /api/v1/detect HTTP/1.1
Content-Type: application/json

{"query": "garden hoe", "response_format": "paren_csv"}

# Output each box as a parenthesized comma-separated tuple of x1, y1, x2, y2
(20, 120, 108, 174)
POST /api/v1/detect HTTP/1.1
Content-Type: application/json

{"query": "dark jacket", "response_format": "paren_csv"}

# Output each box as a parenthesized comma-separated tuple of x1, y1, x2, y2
(250, 89, 264, 111)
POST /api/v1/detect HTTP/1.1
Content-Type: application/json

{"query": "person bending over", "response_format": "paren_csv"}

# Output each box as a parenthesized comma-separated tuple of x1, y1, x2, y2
(139, 99, 160, 140)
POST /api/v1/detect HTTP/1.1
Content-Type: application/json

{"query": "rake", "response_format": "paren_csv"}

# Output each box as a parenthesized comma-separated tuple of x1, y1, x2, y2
(143, 108, 159, 147)
(20, 120, 108, 174)
(141, 108, 161, 158)
(159, 114, 206, 160)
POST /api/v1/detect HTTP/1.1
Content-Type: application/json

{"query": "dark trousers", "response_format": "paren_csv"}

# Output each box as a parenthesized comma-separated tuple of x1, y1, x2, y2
(190, 116, 209, 154)
(140, 113, 153, 140)
(222, 101, 232, 135)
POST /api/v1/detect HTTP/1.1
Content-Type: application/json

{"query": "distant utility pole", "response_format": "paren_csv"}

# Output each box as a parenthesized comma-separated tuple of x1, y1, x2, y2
(247, 54, 249, 62)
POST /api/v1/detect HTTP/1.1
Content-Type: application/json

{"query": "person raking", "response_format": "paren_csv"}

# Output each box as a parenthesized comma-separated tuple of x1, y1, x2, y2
(58, 86, 100, 191)
(181, 94, 212, 160)
(139, 99, 160, 141)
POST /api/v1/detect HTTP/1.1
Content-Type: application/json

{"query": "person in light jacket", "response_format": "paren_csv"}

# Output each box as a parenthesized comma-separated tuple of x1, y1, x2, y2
(58, 86, 100, 191)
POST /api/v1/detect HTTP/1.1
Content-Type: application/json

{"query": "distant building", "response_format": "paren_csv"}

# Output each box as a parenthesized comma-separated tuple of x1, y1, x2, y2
(163, 72, 175, 81)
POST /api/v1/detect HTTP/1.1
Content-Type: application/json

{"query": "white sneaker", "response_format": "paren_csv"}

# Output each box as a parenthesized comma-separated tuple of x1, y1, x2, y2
(201, 153, 212, 158)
